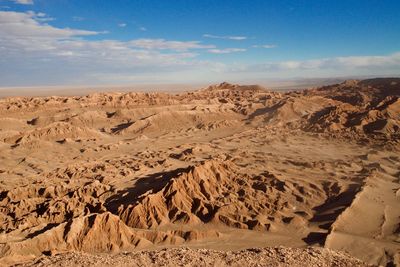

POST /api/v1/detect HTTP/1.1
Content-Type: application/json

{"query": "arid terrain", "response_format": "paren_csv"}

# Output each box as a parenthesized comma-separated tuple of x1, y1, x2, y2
(0, 78, 399, 266)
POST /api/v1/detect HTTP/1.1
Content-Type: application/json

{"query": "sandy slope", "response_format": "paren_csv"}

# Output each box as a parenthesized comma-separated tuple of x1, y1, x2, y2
(0, 79, 399, 266)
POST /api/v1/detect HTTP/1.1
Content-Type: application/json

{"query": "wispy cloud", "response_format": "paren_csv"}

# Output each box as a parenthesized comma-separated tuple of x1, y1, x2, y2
(27, 11, 54, 22)
(118, 23, 127, 28)
(12, 0, 33, 5)
(128, 21, 147, 32)
(228, 53, 400, 77)
(0, 11, 100, 39)
(72, 16, 84, 21)
(0, 11, 210, 56)
(0, 10, 222, 85)
(203, 34, 247, 41)
(129, 39, 215, 51)
(252, 44, 277, 49)
(208, 48, 246, 54)
(1, 10, 398, 86)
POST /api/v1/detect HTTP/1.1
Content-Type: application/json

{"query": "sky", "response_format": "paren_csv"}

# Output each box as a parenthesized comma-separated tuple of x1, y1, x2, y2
(0, 0, 399, 87)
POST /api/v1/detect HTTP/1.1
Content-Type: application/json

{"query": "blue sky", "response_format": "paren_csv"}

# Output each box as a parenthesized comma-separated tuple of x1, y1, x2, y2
(0, 0, 399, 86)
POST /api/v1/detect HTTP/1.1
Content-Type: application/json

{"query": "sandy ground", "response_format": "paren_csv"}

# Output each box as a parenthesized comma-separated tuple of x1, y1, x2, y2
(17, 247, 371, 267)
(0, 79, 399, 266)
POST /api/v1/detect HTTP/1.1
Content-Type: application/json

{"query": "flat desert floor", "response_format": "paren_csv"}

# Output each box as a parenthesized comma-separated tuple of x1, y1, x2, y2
(0, 79, 399, 266)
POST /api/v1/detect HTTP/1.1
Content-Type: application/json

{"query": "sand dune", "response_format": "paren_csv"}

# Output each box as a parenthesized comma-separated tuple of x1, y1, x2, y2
(0, 79, 399, 266)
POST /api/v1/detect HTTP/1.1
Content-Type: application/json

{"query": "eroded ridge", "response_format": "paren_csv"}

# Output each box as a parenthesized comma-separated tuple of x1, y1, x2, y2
(0, 79, 399, 266)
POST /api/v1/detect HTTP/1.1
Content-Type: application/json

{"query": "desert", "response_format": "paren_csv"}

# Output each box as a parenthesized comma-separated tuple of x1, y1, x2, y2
(0, 78, 398, 266)
(1, 0, 400, 265)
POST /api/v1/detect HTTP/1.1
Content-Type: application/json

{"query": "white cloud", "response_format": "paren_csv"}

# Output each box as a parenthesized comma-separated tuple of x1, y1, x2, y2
(129, 39, 215, 51)
(208, 48, 246, 54)
(12, 0, 33, 5)
(203, 34, 247, 40)
(0, 11, 100, 39)
(244, 53, 400, 72)
(27, 11, 55, 22)
(252, 44, 277, 49)
(0, 10, 222, 86)
(219, 53, 400, 81)
(72, 16, 84, 21)
(139, 26, 147, 31)
(118, 23, 127, 27)
(1, 10, 399, 86)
